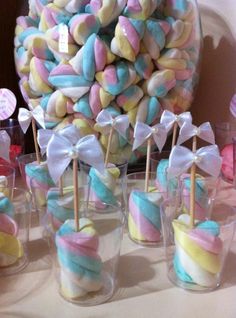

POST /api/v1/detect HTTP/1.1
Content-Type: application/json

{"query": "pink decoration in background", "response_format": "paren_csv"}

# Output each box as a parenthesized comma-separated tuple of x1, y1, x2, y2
(0, 89, 17, 120)
(220, 144, 234, 181)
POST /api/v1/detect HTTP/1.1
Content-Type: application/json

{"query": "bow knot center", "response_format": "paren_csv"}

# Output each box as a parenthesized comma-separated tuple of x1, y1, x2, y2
(69, 147, 78, 159)
(175, 115, 180, 122)
(152, 127, 159, 134)
(111, 118, 116, 127)
(193, 154, 201, 164)
(195, 127, 200, 135)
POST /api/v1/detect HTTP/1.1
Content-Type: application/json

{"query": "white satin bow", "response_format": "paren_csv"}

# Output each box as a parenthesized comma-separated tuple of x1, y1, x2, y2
(160, 110, 192, 132)
(168, 145, 222, 177)
(0, 130, 10, 162)
(132, 122, 167, 152)
(18, 105, 45, 134)
(96, 110, 129, 138)
(47, 134, 104, 183)
(37, 124, 81, 155)
(177, 122, 215, 145)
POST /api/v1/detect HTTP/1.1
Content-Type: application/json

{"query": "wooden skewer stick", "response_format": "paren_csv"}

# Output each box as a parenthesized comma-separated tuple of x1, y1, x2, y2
(59, 176, 63, 197)
(144, 137, 152, 193)
(171, 122, 178, 149)
(190, 135, 197, 229)
(73, 158, 79, 232)
(32, 118, 41, 164)
(105, 126, 114, 167)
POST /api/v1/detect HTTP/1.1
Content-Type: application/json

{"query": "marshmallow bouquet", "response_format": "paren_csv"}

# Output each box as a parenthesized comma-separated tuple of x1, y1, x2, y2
(166, 119, 226, 290)
(14, 0, 202, 164)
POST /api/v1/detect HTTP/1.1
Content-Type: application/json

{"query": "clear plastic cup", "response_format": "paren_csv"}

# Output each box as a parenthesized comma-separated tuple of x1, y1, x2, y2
(0, 187, 31, 275)
(0, 119, 24, 174)
(179, 173, 220, 220)
(44, 202, 125, 306)
(0, 164, 15, 195)
(150, 150, 171, 173)
(126, 171, 167, 246)
(33, 173, 91, 237)
(17, 152, 38, 187)
(161, 199, 236, 292)
(79, 160, 128, 213)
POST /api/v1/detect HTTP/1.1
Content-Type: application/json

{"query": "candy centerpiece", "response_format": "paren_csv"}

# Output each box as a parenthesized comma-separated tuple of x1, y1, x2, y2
(14, 0, 202, 164)
(166, 121, 224, 290)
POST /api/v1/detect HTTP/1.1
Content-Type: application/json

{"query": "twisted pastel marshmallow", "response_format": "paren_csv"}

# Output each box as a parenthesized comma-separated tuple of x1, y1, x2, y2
(88, 166, 120, 208)
(14, 46, 32, 76)
(0, 194, 23, 267)
(31, 95, 67, 128)
(160, 80, 194, 113)
(143, 69, 176, 98)
(111, 16, 145, 62)
(96, 61, 137, 96)
(15, 16, 38, 41)
(134, 53, 154, 80)
(128, 190, 163, 244)
(155, 159, 179, 197)
(166, 19, 195, 49)
(123, 0, 162, 20)
(142, 19, 170, 59)
(29, 0, 53, 18)
(70, 34, 115, 81)
(173, 218, 223, 287)
(47, 187, 74, 230)
(85, 0, 127, 27)
(17, 26, 44, 51)
(164, 0, 195, 21)
(50, 114, 74, 130)
(0, 231, 24, 267)
(19, 76, 40, 103)
(48, 63, 92, 100)
(25, 161, 55, 207)
(116, 85, 143, 112)
(157, 48, 194, 81)
(56, 218, 103, 299)
(155, 159, 169, 192)
(73, 117, 97, 136)
(40, 90, 70, 118)
(69, 13, 100, 46)
(54, 0, 90, 14)
(0, 193, 14, 218)
(39, 3, 70, 32)
(74, 83, 114, 119)
(31, 36, 55, 60)
(136, 96, 161, 125)
(46, 25, 78, 61)
(29, 57, 55, 94)
(99, 129, 128, 155)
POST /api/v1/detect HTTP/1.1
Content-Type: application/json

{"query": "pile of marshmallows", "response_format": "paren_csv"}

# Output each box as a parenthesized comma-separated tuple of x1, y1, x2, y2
(14, 0, 201, 163)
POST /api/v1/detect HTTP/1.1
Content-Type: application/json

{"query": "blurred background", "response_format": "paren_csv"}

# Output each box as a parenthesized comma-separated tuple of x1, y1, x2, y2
(0, 0, 236, 153)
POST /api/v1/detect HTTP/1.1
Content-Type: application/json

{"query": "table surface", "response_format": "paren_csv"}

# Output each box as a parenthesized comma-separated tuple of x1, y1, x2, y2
(1, 180, 236, 318)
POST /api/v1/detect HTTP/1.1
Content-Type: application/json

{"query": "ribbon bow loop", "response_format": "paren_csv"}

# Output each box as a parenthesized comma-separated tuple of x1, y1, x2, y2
(177, 122, 215, 145)
(168, 145, 222, 177)
(47, 134, 104, 183)
(18, 105, 45, 134)
(37, 124, 81, 155)
(133, 122, 167, 152)
(0, 130, 10, 162)
(160, 110, 192, 132)
(96, 110, 129, 138)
